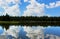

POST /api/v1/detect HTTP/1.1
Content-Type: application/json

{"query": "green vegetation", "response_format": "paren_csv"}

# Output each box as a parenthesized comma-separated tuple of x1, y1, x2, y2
(0, 14, 60, 29)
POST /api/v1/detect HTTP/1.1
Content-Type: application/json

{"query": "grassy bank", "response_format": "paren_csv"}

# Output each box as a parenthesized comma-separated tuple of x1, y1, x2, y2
(0, 21, 19, 23)
(0, 21, 60, 26)
(0, 21, 60, 29)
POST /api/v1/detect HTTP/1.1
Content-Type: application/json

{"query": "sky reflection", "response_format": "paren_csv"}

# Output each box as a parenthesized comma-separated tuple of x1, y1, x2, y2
(0, 26, 60, 39)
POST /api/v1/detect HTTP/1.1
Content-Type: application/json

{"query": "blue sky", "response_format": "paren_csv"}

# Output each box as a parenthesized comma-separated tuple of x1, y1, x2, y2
(0, 0, 60, 16)
(20, 0, 60, 16)
(45, 6, 60, 16)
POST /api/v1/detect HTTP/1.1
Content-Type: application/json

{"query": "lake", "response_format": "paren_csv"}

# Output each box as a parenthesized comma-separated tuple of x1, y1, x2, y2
(0, 25, 60, 39)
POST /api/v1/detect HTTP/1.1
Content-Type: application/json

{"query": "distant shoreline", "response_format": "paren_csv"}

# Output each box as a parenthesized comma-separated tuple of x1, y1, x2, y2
(0, 15, 60, 29)
(0, 21, 60, 29)
(0, 21, 60, 26)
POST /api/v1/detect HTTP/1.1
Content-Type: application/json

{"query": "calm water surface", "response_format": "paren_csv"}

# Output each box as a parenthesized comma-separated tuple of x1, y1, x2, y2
(0, 26, 60, 39)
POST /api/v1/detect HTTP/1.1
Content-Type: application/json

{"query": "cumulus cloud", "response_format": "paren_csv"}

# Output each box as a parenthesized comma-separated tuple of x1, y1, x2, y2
(24, 26, 44, 39)
(24, 0, 29, 2)
(0, 26, 45, 39)
(0, 0, 60, 16)
(2, 26, 20, 38)
(46, 2, 55, 8)
(3, 4, 20, 16)
(46, 1, 60, 8)
(23, 0, 60, 16)
(45, 34, 60, 39)
(23, 0, 45, 16)
(5, 0, 19, 4)
(55, 1, 60, 7)
(0, 0, 20, 16)
(56, 35, 60, 39)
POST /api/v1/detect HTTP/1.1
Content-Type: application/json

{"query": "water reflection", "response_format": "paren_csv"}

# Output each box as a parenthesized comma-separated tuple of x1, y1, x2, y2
(0, 26, 60, 39)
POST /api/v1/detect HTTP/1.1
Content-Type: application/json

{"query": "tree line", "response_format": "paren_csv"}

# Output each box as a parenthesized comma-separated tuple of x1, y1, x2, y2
(0, 14, 60, 21)
(0, 14, 60, 29)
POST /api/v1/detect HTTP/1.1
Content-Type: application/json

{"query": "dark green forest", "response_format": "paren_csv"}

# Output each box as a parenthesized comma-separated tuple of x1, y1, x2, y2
(0, 14, 60, 21)
(0, 14, 60, 29)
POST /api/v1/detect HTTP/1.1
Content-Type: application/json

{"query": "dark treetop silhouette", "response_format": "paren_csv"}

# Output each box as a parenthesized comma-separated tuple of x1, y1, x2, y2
(0, 14, 60, 29)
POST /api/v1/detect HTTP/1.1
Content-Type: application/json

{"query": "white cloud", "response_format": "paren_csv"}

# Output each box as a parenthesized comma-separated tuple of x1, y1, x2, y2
(23, 0, 45, 16)
(5, 0, 20, 4)
(24, 0, 29, 2)
(0, 35, 7, 39)
(46, 1, 60, 8)
(0, 26, 3, 30)
(2, 26, 20, 38)
(45, 34, 60, 39)
(0, 0, 60, 16)
(46, 2, 55, 8)
(56, 35, 60, 39)
(55, 1, 60, 7)
(23, 0, 60, 16)
(0, 0, 21, 16)
(3, 4, 20, 16)
(24, 26, 44, 39)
